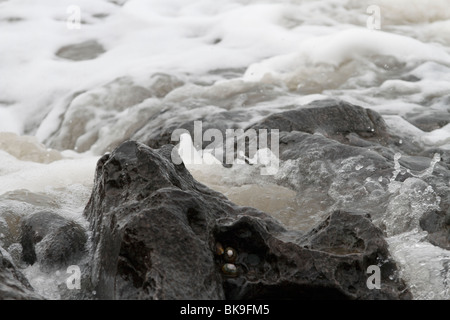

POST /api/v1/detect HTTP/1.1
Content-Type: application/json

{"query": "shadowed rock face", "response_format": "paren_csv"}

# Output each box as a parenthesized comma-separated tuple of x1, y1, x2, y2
(21, 211, 87, 270)
(55, 40, 105, 61)
(0, 247, 43, 300)
(84, 140, 411, 300)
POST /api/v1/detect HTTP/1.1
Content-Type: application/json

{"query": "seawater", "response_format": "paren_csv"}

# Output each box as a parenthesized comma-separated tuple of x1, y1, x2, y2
(0, 0, 450, 299)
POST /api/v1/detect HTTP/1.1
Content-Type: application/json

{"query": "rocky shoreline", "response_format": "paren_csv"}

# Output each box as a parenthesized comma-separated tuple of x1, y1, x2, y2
(2, 99, 449, 299)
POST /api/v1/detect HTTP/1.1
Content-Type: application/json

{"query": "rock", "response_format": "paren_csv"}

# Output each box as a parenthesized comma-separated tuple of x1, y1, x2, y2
(0, 132, 62, 164)
(0, 247, 43, 300)
(47, 77, 153, 153)
(84, 141, 231, 299)
(218, 210, 410, 300)
(268, 130, 396, 220)
(20, 211, 87, 270)
(243, 101, 450, 242)
(84, 140, 411, 299)
(55, 40, 105, 61)
(249, 99, 389, 145)
(0, 190, 60, 252)
(140, 110, 251, 150)
(131, 80, 282, 151)
(46, 74, 184, 154)
(246, 99, 427, 157)
(0, 211, 22, 250)
(420, 148, 450, 167)
(405, 111, 450, 132)
(420, 210, 450, 250)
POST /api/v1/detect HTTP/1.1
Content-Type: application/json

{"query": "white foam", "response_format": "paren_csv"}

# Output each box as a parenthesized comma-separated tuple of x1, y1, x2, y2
(0, 109, 21, 134)
(0, 150, 96, 196)
(387, 231, 450, 300)
(1, 0, 450, 300)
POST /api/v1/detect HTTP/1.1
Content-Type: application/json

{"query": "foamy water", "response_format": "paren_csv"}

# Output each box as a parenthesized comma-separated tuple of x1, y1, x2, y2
(1, 0, 450, 299)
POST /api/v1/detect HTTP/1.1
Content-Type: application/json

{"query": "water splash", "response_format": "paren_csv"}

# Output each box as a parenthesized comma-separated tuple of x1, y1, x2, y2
(384, 152, 450, 299)
(388, 152, 441, 193)
(384, 153, 442, 236)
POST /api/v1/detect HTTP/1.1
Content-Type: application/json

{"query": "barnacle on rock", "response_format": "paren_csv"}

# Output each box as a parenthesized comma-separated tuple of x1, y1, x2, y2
(224, 247, 237, 263)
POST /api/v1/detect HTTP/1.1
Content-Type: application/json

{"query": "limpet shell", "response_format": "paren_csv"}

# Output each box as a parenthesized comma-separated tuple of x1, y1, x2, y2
(221, 263, 237, 277)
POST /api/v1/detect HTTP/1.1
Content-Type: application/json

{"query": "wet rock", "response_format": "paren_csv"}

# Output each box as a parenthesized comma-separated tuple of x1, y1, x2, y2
(21, 211, 87, 270)
(0, 132, 62, 164)
(246, 99, 426, 156)
(218, 210, 410, 300)
(241, 100, 450, 240)
(405, 111, 450, 132)
(0, 247, 42, 300)
(140, 110, 250, 150)
(420, 148, 450, 167)
(84, 140, 411, 299)
(47, 75, 183, 153)
(0, 190, 60, 250)
(0, 212, 22, 250)
(147, 73, 185, 99)
(131, 81, 281, 151)
(55, 40, 105, 61)
(249, 99, 389, 145)
(420, 210, 450, 250)
(270, 130, 396, 219)
(84, 141, 231, 299)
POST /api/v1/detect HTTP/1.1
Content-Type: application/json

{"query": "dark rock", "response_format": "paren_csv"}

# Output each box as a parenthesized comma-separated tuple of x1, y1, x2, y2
(0, 213, 18, 250)
(0, 190, 59, 250)
(249, 99, 389, 145)
(21, 211, 87, 270)
(218, 211, 409, 300)
(0, 247, 42, 300)
(84, 141, 232, 299)
(243, 101, 450, 242)
(84, 140, 411, 299)
(420, 210, 450, 250)
(405, 111, 450, 132)
(245, 99, 426, 156)
(55, 40, 105, 61)
(420, 148, 450, 167)
(270, 130, 396, 219)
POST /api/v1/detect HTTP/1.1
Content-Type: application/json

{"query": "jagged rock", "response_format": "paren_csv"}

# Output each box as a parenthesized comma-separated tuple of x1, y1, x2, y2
(84, 140, 411, 299)
(218, 210, 410, 299)
(0, 247, 42, 300)
(245, 101, 450, 242)
(20, 211, 87, 270)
